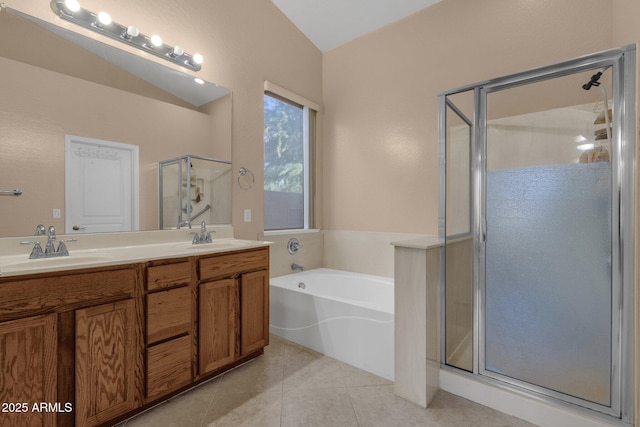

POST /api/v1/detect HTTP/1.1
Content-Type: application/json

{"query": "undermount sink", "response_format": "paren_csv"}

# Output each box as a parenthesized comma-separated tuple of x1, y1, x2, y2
(0, 255, 112, 275)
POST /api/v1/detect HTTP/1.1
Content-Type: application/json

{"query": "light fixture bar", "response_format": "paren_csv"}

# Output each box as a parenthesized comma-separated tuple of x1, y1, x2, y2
(50, 0, 202, 72)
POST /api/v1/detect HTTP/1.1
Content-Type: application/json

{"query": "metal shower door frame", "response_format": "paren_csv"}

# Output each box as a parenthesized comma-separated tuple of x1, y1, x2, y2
(439, 44, 635, 423)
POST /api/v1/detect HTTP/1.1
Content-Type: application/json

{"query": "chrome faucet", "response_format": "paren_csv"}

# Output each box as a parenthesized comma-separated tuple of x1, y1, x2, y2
(191, 221, 214, 244)
(291, 263, 305, 271)
(177, 219, 192, 229)
(20, 225, 76, 259)
(45, 225, 57, 254)
(35, 224, 46, 236)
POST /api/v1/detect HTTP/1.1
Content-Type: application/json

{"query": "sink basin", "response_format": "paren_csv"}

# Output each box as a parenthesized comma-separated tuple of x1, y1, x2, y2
(0, 255, 112, 275)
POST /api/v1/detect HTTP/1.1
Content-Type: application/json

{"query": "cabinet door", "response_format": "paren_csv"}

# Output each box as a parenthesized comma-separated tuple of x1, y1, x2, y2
(75, 299, 136, 427)
(240, 270, 269, 355)
(0, 314, 56, 427)
(199, 278, 237, 375)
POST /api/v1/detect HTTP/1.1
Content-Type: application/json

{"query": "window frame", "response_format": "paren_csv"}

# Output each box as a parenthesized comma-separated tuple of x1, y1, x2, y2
(263, 83, 317, 232)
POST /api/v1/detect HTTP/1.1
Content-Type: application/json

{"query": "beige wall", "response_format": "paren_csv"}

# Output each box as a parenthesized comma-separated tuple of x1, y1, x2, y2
(322, 0, 633, 234)
(8, 0, 323, 240)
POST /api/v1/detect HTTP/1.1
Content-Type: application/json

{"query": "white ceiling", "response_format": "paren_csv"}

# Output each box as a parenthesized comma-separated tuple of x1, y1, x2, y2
(271, 0, 441, 52)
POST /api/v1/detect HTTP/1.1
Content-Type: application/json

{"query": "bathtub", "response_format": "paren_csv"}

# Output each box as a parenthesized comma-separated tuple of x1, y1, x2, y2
(269, 268, 394, 380)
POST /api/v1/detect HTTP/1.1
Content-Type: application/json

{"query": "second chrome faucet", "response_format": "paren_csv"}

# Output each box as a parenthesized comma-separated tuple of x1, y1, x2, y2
(191, 221, 214, 244)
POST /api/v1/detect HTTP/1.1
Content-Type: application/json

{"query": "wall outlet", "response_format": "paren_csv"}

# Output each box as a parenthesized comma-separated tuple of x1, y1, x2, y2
(52, 208, 61, 219)
(244, 209, 251, 222)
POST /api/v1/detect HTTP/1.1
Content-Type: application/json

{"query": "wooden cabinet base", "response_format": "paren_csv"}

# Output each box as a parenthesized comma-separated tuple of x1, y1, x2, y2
(0, 246, 269, 427)
(0, 314, 56, 427)
(146, 335, 192, 400)
(75, 300, 137, 427)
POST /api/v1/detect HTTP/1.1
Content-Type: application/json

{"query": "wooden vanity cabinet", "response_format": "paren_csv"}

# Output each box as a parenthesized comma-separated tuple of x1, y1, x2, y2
(197, 247, 269, 377)
(239, 270, 269, 356)
(0, 314, 57, 427)
(75, 299, 137, 427)
(198, 278, 237, 374)
(0, 266, 142, 427)
(71, 268, 142, 427)
(144, 260, 193, 401)
(0, 245, 269, 427)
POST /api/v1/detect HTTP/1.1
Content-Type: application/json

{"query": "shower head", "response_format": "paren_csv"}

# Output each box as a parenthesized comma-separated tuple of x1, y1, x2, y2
(582, 71, 603, 90)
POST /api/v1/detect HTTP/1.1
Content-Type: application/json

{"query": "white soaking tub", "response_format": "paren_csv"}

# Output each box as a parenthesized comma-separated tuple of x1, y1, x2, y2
(269, 268, 394, 380)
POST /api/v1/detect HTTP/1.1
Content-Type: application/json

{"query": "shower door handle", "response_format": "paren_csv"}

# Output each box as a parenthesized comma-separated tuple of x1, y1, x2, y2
(481, 218, 487, 242)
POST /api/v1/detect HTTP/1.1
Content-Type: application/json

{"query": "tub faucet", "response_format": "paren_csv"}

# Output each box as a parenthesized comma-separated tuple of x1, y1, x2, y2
(291, 263, 305, 271)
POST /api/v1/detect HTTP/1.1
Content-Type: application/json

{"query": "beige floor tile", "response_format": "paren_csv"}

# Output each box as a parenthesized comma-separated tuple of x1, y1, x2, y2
(218, 355, 284, 394)
(282, 387, 359, 427)
(282, 343, 347, 390)
(348, 384, 436, 427)
(120, 336, 539, 427)
(124, 377, 220, 427)
(339, 362, 393, 387)
(202, 390, 282, 427)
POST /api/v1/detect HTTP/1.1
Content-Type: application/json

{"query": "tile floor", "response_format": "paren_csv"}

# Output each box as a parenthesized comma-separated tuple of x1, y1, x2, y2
(121, 335, 537, 426)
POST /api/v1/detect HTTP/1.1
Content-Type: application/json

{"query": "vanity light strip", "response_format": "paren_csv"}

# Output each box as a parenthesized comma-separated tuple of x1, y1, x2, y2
(50, 0, 202, 72)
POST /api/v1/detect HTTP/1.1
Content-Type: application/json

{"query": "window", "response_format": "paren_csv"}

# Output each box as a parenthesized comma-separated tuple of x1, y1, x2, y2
(263, 90, 316, 231)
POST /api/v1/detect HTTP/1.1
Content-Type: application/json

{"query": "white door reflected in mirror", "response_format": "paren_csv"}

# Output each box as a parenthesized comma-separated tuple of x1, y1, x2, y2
(65, 135, 139, 234)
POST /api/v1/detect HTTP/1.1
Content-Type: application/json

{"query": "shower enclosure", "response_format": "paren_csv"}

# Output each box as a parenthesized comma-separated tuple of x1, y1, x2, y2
(159, 155, 232, 228)
(439, 45, 635, 423)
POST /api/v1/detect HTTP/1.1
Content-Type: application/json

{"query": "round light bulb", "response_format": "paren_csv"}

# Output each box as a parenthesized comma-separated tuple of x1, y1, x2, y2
(194, 78, 205, 85)
(192, 53, 203, 65)
(126, 25, 139, 37)
(172, 46, 185, 56)
(150, 35, 163, 47)
(64, 0, 81, 12)
(97, 11, 112, 26)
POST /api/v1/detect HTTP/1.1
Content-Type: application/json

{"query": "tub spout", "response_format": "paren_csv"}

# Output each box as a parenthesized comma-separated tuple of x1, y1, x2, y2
(291, 263, 305, 271)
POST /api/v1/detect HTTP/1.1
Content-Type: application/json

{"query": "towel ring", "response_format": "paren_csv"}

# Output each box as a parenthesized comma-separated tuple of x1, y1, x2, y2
(237, 167, 255, 190)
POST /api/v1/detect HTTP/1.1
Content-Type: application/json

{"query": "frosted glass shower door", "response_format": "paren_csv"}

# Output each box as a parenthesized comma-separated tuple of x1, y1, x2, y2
(483, 70, 614, 407)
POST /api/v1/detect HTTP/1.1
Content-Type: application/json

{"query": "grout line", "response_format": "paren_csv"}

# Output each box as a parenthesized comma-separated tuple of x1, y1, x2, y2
(198, 375, 222, 427)
(346, 386, 362, 427)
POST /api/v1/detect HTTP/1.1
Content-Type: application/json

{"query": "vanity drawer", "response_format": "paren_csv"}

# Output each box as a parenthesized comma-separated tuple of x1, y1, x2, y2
(0, 267, 137, 320)
(199, 248, 269, 281)
(146, 261, 191, 291)
(146, 335, 191, 400)
(146, 286, 191, 344)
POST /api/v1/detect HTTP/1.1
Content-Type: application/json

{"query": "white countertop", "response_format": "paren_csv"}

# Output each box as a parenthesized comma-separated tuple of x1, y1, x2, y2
(390, 235, 443, 250)
(0, 227, 272, 277)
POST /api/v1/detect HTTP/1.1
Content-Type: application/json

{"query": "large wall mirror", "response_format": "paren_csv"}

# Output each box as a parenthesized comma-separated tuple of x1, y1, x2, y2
(0, 7, 232, 237)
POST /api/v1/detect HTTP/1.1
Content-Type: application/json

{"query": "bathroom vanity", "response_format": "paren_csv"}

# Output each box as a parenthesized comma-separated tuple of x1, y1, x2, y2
(0, 232, 270, 427)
